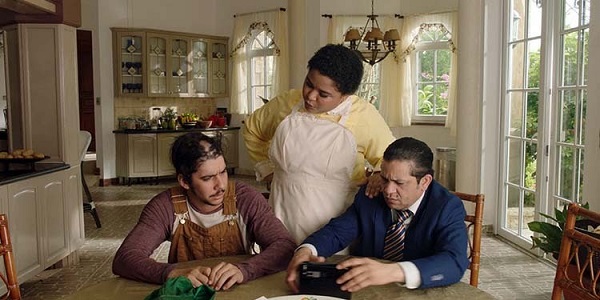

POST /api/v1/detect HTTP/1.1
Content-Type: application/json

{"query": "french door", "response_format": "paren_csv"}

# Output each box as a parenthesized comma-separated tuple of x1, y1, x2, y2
(499, 0, 589, 251)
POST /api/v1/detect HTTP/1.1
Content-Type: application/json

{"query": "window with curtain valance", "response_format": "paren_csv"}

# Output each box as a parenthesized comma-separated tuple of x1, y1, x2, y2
(230, 10, 288, 115)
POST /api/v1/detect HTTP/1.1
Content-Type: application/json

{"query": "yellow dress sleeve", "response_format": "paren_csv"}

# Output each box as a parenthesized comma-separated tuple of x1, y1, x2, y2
(242, 90, 301, 180)
(345, 97, 396, 184)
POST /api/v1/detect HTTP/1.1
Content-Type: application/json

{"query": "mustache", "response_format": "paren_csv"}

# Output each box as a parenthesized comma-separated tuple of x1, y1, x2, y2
(211, 188, 225, 197)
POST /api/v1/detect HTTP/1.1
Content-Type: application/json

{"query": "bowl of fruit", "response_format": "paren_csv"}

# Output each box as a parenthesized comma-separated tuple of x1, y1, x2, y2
(180, 113, 199, 129)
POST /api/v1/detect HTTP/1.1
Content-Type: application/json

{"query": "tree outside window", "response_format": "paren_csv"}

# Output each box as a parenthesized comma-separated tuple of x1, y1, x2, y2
(412, 26, 452, 124)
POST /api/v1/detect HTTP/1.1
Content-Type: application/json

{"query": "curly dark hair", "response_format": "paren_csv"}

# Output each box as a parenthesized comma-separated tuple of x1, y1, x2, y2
(383, 137, 435, 183)
(170, 132, 223, 184)
(307, 44, 364, 95)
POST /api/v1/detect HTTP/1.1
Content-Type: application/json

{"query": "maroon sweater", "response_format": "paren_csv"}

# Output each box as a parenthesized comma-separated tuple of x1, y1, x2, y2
(112, 181, 296, 284)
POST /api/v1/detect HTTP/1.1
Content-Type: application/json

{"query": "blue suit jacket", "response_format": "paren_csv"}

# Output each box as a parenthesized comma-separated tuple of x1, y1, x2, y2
(303, 180, 469, 288)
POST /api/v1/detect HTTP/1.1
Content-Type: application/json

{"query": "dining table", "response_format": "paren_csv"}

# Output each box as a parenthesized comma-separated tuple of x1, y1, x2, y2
(67, 255, 495, 300)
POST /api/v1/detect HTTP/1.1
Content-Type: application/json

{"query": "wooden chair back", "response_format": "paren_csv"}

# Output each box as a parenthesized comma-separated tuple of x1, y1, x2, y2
(0, 214, 21, 300)
(452, 191, 485, 288)
(552, 203, 600, 300)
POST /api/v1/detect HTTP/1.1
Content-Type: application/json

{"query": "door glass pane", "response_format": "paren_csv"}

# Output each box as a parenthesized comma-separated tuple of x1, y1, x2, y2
(524, 141, 537, 190)
(559, 90, 576, 143)
(527, 40, 541, 88)
(510, 1, 525, 41)
(523, 190, 535, 236)
(563, 1, 579, 30)
(557, 146, 574, 199)
(578, 149, 584, 202)
(527, 0, 542, 38)
(562, 31, 579, 86)
(582, 0, 590, 25)
(506, 185, 521, 232)
(507, 138, 523, 185)
(509, 92, 524, 137)
(579, 90, 586, 144)
(525, 91, 539, 139)
(582, 29, 589, 85)
(508, 42, 525, 89)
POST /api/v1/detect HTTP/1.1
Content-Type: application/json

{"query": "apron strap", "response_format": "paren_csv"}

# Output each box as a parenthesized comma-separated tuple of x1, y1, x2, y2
(222, 180, 237, 215)
(169, 186, 189, 214)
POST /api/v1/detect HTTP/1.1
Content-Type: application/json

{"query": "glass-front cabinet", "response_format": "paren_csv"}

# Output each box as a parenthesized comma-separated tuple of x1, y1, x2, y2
(147, 34, 167, 96)
(211, 41, 227, 97)
(146, 34, 190, 97)
(112, 28, 228, 98)
(169, 37, 189, 96)
(114, 31, 145, 97)
(191, 39, 209, 96)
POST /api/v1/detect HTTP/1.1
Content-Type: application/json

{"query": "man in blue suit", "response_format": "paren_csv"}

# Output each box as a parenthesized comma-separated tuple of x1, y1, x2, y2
(286, 137, 469, 292)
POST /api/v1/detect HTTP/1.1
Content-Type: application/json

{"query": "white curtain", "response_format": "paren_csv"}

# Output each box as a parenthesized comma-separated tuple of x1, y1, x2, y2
(399, 12, 458, 133)
(230, 10, 288, 114)
(328, 16, 405, 127)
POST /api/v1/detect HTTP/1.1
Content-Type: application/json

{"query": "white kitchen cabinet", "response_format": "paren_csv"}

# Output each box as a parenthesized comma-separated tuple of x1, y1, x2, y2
(115, 128, 240, 180)
(7, 176, 43, 283)
(116, 134, 158, 179)
(220, 130, 239, 170)
(4, 167, 82, 285)
(157, 133, 179, 176)
(64, 166, 85, 252)
(40, 174, 69, 266)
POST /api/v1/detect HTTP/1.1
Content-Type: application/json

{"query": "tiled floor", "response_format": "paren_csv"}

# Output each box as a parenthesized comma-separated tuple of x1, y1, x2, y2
(19, 167, 556, 299)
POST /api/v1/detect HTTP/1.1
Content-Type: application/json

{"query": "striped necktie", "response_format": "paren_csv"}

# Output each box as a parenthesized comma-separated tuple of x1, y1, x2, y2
(383, 209, 413, 261)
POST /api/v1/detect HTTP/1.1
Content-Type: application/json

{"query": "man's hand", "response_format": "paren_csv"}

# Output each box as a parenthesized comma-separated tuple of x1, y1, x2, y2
(167, 266, 212, 288)
(365, 172, 383, 198)
(335, 257, 404, 292)
(207, 262, 244, 291)
(285, 247, 326, 293)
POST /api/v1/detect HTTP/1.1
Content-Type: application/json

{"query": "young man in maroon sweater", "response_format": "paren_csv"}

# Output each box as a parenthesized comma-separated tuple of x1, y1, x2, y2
(113, 132, 296, 291)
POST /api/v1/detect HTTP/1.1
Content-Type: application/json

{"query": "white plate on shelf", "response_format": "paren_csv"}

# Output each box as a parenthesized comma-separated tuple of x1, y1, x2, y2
(266, 295, 346, 300)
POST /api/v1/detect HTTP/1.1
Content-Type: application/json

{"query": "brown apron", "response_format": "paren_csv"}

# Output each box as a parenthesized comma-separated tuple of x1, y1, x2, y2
(168, 182, 245, 263)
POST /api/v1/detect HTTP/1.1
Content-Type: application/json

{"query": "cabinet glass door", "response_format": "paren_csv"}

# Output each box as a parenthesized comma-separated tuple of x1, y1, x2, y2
(191, 40, 208, 95)
(211, 41, 227, 96)
(118, 34, 144, 96)
(170, 38, 189, 95)
(147, 35, 167, 96)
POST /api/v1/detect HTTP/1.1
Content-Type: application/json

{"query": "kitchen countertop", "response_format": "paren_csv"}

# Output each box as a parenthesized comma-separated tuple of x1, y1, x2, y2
(0, 161, 69, 185)
(113, 126, 240, 134)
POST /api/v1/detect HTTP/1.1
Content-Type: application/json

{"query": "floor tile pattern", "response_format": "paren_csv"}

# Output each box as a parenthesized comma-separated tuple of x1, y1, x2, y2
(19, 171, 555, 299)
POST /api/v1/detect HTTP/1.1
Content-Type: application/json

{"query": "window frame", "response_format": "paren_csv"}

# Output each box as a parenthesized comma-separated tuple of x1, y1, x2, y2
(245, 29, 277, 113)
(411, 33, 452, 125)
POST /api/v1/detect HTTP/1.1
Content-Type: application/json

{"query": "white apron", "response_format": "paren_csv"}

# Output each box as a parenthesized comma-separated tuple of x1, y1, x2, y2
(269, 100, 357, 244)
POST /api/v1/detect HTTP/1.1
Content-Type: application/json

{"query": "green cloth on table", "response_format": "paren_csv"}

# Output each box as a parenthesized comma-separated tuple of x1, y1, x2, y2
(145, 277, 216, 300)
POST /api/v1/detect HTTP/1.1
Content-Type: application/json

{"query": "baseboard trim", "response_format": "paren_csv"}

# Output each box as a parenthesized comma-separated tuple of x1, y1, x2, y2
(99, 178, 118, 187)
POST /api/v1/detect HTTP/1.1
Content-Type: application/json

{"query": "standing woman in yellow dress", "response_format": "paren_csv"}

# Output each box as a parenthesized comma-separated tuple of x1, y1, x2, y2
(243, 44, 395, 244)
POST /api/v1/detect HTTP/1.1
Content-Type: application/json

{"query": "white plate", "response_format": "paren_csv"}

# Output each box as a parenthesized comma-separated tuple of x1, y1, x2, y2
(267, 295, 345, 300)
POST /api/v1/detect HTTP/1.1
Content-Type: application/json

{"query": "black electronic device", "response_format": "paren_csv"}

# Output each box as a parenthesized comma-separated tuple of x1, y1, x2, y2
(298, 262, 351, 299)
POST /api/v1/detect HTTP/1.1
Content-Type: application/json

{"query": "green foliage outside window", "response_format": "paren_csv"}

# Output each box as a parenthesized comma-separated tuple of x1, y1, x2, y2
(522, 30, 588, 206)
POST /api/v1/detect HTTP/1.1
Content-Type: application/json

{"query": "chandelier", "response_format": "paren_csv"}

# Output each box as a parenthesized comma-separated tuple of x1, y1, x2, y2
(344, 0, 400, 65)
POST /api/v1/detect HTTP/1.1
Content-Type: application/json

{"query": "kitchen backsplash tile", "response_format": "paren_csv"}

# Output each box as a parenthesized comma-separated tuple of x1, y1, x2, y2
(114, 97, 216, 128)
